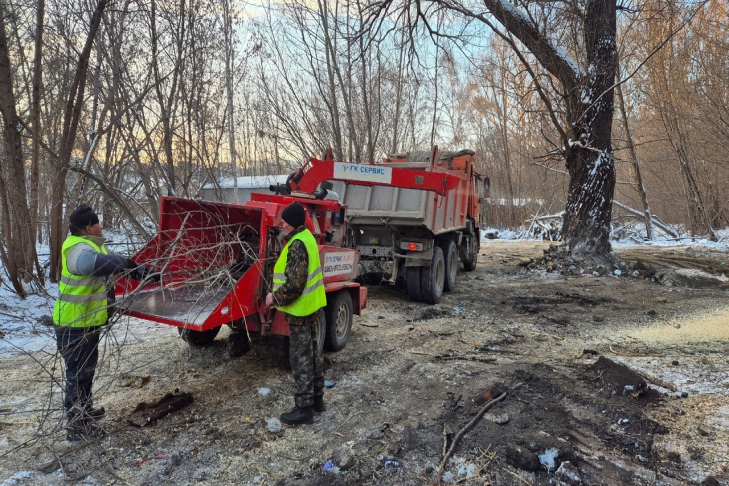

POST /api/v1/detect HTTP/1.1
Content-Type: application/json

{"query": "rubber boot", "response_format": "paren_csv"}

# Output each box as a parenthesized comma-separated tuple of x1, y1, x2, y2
(280, 407, 314, 425)
(312, 396, 326, 413)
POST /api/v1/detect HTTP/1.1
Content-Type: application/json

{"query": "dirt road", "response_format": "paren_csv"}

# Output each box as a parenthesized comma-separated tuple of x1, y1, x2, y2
(1, 241, 728, 485)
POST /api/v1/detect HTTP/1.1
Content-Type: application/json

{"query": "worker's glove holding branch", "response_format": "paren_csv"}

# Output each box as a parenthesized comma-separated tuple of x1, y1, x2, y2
(265, 292, 275, 310)
(126, 259, 161, 282)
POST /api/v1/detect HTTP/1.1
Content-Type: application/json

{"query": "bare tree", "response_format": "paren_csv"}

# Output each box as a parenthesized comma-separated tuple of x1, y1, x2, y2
(49, 0, 109, 282)
(0, 0, 42, 295)
(362, 0, 618, 260)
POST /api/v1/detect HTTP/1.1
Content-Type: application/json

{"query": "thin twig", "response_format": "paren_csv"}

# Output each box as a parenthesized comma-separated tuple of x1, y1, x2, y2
(438, 383, 523, 474)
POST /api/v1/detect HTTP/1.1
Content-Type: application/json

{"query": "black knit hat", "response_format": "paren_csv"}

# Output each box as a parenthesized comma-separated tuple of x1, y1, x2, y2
(69, 204, 100, 233)
(281, 202, 306, 228)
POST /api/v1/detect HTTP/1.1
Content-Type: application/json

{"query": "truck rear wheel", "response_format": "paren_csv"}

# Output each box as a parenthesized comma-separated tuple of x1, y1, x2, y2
(421, 246, 445, 304)
(324, 291, 353, 351)
(441, 239, 458, 292)
(407, 266, 423, 302)
(462, 221, 478, 272)
(178, 326, 221, 346)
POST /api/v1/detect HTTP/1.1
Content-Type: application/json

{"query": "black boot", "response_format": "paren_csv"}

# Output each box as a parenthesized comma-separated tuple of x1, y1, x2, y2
(280, 407, 314, 425)
(85, 405, 106, 420)
(312, 396, 326, 413)
(66, 416, 105, 442)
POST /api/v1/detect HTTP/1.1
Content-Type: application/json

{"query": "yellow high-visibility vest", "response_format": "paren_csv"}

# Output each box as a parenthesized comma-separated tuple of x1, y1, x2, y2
(272, 229, 326, 316)
(53, 236, 109, 328)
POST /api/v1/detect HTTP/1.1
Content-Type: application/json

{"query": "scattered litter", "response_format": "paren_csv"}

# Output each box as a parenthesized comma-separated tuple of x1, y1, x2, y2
(537, 448, 560, 472)
(257, 387, 271, 396)
(267, 417, 282, 433)
(636, 454, 645, 462)
(555, 461, 581, 483)
(384, 460, 400, 469)
(483, 412, 509, 424)
(323, 460, 340, 473)
(454, 306, 465, 312)
(441, 471, 456, 483)
(324, 380, 337, 388)
(614, 269, 622, 276)
(618, 418, 630, 425)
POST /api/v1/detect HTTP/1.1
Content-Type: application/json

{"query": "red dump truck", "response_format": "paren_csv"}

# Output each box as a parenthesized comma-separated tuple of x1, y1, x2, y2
(115, 147, 482, 355)
(331, 147, 489, 304)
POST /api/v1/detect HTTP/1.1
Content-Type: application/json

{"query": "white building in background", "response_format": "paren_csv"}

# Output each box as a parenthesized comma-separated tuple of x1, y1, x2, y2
(201, 175, 290, 203)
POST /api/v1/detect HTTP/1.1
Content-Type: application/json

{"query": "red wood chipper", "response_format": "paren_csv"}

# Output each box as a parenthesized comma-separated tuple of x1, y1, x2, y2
(115, 149, 468, 357)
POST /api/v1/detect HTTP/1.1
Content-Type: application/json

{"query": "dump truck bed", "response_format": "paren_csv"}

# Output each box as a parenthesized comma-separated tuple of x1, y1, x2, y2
(332, 157, 475, 235)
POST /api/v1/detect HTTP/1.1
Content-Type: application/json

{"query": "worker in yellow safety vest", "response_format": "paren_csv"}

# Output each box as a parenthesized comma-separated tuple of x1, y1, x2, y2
(54, 204, 157, 441)
(265, 202, 327, 425)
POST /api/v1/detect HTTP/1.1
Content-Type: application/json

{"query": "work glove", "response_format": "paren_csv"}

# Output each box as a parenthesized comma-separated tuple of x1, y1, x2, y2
(265, 292, 275, 310)
(129, 263, 161, 282)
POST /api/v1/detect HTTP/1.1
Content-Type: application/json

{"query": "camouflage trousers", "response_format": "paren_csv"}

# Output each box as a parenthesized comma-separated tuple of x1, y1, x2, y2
(288, 313, 324, 409)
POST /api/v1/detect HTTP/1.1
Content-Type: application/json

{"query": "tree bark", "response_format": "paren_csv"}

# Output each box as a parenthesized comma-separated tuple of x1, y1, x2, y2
(49, 0, 108, 282)
(480, 0, 618, 260)
(0, 0, 42, 296)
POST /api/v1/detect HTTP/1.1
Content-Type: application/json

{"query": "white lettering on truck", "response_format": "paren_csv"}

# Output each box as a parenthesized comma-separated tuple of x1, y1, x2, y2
(334, 162, 392, 184)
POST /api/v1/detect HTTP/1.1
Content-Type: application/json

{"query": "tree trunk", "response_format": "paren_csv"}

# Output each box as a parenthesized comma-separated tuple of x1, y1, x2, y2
(49, 0, 108, 282)
(30, 0, 44, 256)
(615, 78, 652, 240)
(0, 0, 42, 296)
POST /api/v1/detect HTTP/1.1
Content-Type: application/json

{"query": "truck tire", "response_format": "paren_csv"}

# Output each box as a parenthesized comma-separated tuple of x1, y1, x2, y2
(407, 266, 423, 302)
(462, 221, 478, 272)
(178, 326, 221, 346)
(324, 291, 353, 351)
(441, 239, 458, 292)
(421, 246, 445, 304)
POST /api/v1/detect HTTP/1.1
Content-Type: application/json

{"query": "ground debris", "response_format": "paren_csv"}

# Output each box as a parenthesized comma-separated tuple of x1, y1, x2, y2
(591, 356, 648, 398)
(128, 391, 194, 427)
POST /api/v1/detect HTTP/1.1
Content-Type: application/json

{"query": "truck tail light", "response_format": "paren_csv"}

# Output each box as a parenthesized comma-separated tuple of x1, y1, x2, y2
(401, 241, 423, 251)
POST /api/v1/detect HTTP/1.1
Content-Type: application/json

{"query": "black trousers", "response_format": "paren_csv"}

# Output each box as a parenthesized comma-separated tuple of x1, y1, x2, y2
(55, 326, 102, 417)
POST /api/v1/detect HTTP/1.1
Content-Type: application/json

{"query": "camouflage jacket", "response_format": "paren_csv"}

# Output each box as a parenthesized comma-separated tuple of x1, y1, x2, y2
(272, 225, 316, 326)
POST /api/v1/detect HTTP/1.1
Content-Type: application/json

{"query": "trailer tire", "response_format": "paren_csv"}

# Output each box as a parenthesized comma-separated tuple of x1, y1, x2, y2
(324, 291, 353, 352)
(421, 246, 445, 304)
(313, 309, 326, 356)
(407, 266, 423, 302)
(178, 326, 221, 346)
(228, 331, 251, 357)
(283, 308, 326, 363)
(441, 239, 458, 292)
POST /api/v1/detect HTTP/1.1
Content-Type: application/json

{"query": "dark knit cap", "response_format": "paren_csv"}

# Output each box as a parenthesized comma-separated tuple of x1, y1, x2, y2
(281, 202, 306, 227)
(69, 204, 100, 233)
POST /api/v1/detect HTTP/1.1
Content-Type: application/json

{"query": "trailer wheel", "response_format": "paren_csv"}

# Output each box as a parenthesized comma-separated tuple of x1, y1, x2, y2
(311, 309, 326, 356)
(441, 239, 458, 292)
(283, 308, 326, 363)
(178, 326, 221, 346)
(407, 266, 423, 302)
(421, 246, 445, 304)
(228, 330, 251, 357)
(324, 291, 353, 351)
